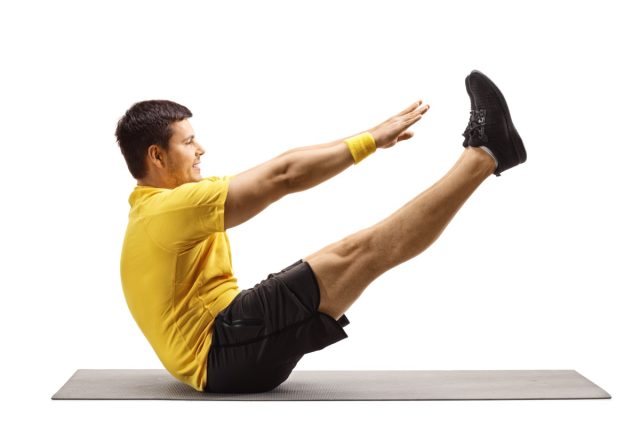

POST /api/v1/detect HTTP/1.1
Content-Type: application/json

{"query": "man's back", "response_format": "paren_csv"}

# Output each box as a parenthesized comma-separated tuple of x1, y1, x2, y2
(120, 175, 239, 391)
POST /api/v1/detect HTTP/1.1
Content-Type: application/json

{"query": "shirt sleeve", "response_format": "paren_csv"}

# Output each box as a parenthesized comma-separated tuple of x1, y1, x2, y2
(144, 175, 233, 252)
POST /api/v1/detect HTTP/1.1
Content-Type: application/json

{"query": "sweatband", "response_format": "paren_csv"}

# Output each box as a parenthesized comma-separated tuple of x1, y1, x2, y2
(344, 132, 377, 164)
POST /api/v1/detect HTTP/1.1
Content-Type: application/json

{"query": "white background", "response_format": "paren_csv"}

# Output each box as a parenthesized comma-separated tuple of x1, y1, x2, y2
(1, 0, 638, 424)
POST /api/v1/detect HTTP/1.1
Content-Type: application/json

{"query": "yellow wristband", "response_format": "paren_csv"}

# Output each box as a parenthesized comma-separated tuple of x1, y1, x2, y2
(344, 132, 377, 164)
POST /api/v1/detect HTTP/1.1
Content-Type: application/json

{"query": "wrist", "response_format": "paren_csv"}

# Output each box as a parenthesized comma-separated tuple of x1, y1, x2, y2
(344, 132, 377, 164)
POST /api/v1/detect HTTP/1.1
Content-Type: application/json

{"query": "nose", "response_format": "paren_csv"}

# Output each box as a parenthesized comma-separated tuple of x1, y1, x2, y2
(196, 142, 205, 156)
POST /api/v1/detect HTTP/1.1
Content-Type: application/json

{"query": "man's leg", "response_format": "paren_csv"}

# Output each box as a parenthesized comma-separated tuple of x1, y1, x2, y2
(304, 146, 495, 320)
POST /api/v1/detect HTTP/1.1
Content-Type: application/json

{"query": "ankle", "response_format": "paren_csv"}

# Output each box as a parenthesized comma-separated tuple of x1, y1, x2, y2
(464, 147, 497, 175)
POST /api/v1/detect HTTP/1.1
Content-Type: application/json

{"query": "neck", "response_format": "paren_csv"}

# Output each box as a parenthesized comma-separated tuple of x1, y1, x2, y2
(137, 174, 169, 188)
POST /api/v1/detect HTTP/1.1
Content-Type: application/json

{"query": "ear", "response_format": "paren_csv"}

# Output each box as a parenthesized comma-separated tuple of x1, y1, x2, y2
(147, 145, 165, 168)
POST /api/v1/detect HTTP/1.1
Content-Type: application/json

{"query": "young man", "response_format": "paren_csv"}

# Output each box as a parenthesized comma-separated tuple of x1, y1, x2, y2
(116, 70, 526, 393)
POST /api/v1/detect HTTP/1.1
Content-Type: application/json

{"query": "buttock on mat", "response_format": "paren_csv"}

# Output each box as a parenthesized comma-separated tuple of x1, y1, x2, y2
(205, 259, 349, 393)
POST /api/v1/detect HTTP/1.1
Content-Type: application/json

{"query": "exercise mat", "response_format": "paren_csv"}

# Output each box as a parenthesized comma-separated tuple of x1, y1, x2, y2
(52, 369, 610, 401)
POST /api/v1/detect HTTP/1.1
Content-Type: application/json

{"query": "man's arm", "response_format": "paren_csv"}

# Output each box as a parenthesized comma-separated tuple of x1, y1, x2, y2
(223, 142, 352, 229)
(224, 101, 429, 229)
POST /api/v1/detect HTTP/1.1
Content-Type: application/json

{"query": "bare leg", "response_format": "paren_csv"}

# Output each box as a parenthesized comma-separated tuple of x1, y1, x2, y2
(304, 147, 496, 320)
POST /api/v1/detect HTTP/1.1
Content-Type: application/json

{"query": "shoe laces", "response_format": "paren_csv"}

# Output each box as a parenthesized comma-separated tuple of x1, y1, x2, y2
(463, 109, 487, 143)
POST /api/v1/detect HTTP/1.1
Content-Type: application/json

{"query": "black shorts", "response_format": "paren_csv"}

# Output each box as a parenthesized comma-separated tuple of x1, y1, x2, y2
(204, 259, 350, 393)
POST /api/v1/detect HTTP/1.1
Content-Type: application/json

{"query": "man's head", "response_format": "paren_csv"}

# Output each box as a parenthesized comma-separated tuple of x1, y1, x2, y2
(115, 100, 205, 188)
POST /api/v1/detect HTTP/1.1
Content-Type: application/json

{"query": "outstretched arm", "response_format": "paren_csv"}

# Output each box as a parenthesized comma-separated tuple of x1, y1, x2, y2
(224, 100, 429, 229)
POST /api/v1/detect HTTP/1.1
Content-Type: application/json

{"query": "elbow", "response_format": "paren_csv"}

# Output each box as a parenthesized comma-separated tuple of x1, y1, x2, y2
(274, 150, 311, 195)
(272, 153, 298, 198)
(281, 153, 310, 194)
(285, 168, 303, 192)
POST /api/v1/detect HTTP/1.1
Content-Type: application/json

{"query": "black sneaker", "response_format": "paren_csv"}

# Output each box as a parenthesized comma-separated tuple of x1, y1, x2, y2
(463, 70, 527, 176)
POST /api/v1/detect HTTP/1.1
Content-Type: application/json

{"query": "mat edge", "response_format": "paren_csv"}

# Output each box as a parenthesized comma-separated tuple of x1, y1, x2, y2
(52, 369, 612, 401)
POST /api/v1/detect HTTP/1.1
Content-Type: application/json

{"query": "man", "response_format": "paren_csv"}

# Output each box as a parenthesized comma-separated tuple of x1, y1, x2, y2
(116, 70, 526, 393)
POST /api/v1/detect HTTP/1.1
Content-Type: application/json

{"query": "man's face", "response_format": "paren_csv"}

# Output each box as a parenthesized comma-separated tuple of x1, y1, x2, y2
(162, 119, 205, 187)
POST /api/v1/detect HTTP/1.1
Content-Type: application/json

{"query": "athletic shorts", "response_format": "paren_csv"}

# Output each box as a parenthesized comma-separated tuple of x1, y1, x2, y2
(204, 259, 350, 393)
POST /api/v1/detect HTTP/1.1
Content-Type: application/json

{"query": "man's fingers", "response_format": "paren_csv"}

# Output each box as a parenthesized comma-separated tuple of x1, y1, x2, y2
(412, 104, 430, 117)
(397, 100, 422, 116)
(413, 113, 425, 124)
(376, 102, 429, 147)
(405, 104, 430, 124)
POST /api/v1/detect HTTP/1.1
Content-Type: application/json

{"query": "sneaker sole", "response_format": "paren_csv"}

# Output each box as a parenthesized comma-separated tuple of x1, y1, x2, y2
(463, 74, 472, 147)
(470, 70, 527, 165)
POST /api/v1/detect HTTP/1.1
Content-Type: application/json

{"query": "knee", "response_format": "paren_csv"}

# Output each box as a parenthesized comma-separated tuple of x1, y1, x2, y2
(335, 229, 374, 261)
(305, 228, 379, 280)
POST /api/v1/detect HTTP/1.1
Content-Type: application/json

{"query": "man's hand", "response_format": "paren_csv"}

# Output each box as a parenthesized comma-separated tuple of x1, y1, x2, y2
(369, 100, 430, 149)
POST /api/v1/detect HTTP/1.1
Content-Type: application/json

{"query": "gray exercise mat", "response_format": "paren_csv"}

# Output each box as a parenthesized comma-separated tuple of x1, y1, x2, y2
(52, 369, 610, 401)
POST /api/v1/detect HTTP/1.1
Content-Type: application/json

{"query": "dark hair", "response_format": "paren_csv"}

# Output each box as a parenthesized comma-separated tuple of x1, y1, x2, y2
(115, 100, 192, 179)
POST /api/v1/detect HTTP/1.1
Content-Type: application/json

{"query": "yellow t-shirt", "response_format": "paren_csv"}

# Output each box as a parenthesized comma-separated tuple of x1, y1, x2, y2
(120, 175, 240, 391)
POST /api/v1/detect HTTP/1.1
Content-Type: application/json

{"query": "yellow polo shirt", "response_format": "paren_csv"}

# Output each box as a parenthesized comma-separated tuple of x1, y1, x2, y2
(120, 175, 240, 391)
